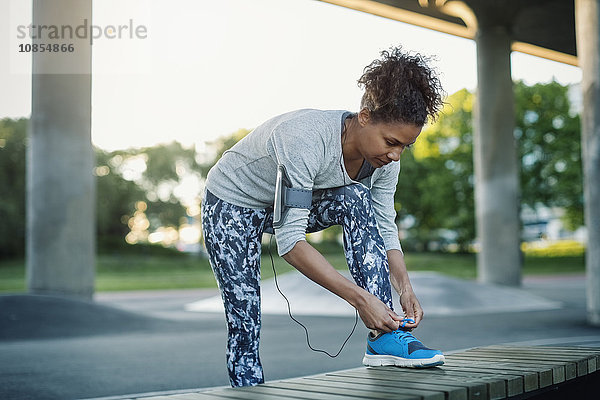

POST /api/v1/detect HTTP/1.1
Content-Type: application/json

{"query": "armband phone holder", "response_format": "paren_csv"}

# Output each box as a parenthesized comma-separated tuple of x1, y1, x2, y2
(272, 164, 312, 229)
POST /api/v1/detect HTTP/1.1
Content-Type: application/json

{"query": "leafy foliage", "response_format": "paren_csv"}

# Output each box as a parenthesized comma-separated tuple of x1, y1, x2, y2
(0, 120, 202, 258)
(514, 80, 582, 230)
(396, 89, 475, 251)
(397, 82, 582, 251)
(96, 141, 202, 242)
(0, 118, 27, 258)
(95, 149, 147, 250)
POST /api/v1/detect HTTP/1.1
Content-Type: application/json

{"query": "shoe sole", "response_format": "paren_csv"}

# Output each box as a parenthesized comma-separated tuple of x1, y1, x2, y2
(362, 353, 445, 368)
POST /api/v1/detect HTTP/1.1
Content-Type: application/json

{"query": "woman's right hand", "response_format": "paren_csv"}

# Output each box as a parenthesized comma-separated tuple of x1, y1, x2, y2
(282, 241, 402, 333)
(356, 292, 402, 333)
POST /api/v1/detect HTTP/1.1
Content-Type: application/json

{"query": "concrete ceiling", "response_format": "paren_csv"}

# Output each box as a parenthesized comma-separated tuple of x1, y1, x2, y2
(318, 0, 577, 66)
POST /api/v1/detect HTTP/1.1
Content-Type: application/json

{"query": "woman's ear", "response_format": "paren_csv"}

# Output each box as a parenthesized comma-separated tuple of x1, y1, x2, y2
(358, 108, 371, 127)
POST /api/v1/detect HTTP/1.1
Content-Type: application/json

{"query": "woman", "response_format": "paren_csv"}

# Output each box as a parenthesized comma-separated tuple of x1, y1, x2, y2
(202, 46, 445, 387)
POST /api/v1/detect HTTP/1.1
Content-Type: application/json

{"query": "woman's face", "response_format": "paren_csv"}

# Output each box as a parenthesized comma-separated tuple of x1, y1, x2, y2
(357, 118, 422, 168)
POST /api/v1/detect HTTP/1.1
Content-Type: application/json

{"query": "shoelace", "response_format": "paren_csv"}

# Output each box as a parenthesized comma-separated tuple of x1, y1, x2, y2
(391, 329, 420, 345)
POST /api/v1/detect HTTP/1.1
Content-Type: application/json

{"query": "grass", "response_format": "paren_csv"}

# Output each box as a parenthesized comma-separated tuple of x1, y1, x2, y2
(0, 248, 585, 293)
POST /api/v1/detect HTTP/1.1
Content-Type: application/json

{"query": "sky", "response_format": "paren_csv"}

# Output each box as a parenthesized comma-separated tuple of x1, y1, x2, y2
(1, 0, 582, 152)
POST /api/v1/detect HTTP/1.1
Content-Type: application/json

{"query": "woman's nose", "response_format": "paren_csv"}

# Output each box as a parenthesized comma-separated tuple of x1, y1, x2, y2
(387, 150, 401, 161)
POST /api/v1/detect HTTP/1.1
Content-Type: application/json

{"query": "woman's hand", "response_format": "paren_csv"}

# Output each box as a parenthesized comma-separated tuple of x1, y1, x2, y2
(284, 241, 402, 333)
(387, 249, 424, 330)
(283, 242, 416, 333)
(356, 292, 402, 332)
(398, 287, 424, 330)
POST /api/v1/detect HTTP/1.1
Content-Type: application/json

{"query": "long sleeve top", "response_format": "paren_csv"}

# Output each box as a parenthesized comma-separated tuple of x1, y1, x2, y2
(205, 109, 402, 256)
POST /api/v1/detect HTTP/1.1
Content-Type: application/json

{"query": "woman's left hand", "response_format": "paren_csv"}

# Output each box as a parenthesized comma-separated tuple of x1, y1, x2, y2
(398, 288, 423, 330)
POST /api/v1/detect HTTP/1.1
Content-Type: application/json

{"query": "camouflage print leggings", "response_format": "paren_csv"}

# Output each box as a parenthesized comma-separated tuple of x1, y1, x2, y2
(201, 184, 393, 387)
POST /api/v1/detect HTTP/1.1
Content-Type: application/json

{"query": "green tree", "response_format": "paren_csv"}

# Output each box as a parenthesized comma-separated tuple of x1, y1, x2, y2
(396, 89, 475, 251)
(98, 141, 202, 242)
(95, 148, 147, 250)
(140, 142, 201, 229)
(0, 118, 202, 255)
(514, 80, 582, 230)
(398, 81, 582, 252)
(0, 118, 27, 259)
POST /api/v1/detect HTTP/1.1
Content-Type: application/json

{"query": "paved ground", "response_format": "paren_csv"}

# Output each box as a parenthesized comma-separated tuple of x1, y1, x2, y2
(1, 272, 600, 400)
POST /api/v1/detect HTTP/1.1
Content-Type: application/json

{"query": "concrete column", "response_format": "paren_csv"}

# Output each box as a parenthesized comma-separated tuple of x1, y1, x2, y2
(473, 23, 522, 286)
(576, 0, 600, 326)
(27, 0, 95, 299)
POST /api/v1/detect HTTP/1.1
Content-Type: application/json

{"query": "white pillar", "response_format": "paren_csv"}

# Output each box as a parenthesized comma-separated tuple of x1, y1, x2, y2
(474, 23, 522, 286)
(27, 0, 95, 299)
(575, 0, 600, 326)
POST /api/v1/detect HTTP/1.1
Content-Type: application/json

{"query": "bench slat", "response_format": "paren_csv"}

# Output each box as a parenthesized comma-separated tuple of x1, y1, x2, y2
(484, 345, 599, 372)
(432, 365, 524, 396)
(203, 387, 288, 399)
(444, 358, 542, 389)
(301, 375, 446, 400)
(270, 381, 421, 400)
(375, 366, 506, 400)
(190, 345, 600, 400)
(457, 349, 578, 380)
(236, 384, 366, 399)
(448, 353, 565, 384)
(463, 347, 588, 376)
(332, 368, 487, 400)
(166, 393, 249, 400)
(326, 370, 468, 400)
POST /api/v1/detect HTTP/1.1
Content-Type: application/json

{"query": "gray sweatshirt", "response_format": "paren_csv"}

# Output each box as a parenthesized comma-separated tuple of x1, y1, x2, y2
(205, 109, 402, 256)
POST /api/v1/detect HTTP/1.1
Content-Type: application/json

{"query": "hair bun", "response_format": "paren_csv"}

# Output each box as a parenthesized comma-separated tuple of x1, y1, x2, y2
(358, 46, 444, 125)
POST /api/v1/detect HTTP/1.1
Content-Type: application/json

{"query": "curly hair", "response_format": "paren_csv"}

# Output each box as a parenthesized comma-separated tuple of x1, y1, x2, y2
(357, 46, 444, 126)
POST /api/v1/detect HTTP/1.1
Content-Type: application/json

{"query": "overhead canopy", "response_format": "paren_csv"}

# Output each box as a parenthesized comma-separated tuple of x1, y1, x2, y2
(319, 0, 577, 65)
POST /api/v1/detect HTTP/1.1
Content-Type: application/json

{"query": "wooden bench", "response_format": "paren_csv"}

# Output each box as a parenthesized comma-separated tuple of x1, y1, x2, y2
(145, 345, 600, 400)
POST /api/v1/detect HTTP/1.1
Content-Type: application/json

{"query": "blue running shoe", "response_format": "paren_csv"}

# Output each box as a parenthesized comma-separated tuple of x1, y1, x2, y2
(363, 327, 445, 368)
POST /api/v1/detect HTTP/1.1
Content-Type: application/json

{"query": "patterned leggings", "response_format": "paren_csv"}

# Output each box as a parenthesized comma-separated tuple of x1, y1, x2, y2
(201, 184, 393, 387)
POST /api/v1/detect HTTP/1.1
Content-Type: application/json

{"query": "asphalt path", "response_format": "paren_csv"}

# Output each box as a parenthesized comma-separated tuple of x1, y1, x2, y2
(1, 273, 600, 400)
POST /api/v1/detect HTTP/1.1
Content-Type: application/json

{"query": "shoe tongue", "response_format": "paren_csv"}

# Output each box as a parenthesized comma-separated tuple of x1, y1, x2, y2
(394, 329, 415, 340)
